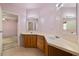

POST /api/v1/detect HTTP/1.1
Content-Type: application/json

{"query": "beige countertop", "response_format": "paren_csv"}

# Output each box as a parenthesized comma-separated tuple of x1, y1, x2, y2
(21, 32, 79, 55)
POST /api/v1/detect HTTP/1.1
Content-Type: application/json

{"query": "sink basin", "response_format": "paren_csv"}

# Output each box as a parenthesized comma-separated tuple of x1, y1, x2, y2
(46, 35, 60, 40)
(48, 36, 55, 39)
(46, 36, 58, 41)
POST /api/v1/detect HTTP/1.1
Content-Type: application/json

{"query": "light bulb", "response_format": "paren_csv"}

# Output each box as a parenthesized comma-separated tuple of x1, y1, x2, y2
(3, 18, 5, 21)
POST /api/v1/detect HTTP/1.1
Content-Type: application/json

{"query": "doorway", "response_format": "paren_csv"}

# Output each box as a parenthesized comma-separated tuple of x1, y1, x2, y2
(2, 12, 18, 55)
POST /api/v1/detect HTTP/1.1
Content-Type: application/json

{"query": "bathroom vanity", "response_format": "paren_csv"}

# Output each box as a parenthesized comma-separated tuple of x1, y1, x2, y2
(20, 32, 79, 56)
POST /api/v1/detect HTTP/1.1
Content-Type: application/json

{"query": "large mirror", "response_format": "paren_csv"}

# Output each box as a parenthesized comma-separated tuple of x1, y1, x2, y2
(61, 3, 76, 35)
(26, 17, 38, 32)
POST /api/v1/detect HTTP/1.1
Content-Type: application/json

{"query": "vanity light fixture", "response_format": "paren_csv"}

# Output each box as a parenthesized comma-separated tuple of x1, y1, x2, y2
(56, 3, 63, 10)
(63, 21, 67, 30)
(56, 3, 59, 7)
(65, 15, 76, 19)
(63, 21, 67, 24)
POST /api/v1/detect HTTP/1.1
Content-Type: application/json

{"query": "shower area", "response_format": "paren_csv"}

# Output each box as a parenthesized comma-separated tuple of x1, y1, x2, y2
(2, 12, 18, 55)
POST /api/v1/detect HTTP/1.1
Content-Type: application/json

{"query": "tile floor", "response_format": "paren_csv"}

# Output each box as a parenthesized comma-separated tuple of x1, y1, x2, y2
(3, 47, 44, 56)
(2, 36, 44, 56)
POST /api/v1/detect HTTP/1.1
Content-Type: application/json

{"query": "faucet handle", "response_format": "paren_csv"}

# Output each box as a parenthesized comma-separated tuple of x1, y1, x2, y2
(30, 32, 33, 33)
(55, 36, 60, 38)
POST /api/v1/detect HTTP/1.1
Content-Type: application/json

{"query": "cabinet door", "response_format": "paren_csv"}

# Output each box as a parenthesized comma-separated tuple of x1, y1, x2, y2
(30, 35, 37, 48)
(44, 40, 49, 56)
(37, 36, 45, 52)
(23, 35, 31, 48)
(48, 45, 73, 56)
(26, 35, 31, 48)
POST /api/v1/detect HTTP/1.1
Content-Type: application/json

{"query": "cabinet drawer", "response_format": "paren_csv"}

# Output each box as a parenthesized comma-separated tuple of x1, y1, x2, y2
(37, 36, 45, 52)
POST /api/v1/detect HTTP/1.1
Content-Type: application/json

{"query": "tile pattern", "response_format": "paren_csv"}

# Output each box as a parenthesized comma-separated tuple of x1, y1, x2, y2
(3, 36, 18, 50)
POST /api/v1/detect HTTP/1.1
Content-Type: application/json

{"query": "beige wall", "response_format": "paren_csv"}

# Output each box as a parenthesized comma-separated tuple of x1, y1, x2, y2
(26, 5, 63, 34)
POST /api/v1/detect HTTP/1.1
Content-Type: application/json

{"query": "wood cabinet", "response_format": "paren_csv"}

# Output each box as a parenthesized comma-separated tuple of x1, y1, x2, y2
(48, 45, 73, 56)
(44, 40, 49, 56)
(37, 35, 45, 52)
(22, 35, 37, 48)
(30, 35, 37, 48)
(21, 34, 73, 56)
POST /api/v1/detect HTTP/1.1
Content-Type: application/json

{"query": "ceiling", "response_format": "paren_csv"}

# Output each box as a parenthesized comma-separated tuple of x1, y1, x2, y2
(0, 3, 56, 9)
(0, 3, 76, 9)
(63, 3, 76, 7)
(10, 3, 42, 9)
(9, 3, 76, 9)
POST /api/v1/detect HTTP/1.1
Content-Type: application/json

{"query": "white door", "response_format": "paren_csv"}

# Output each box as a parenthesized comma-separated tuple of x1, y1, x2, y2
(0, 6, 2, 55)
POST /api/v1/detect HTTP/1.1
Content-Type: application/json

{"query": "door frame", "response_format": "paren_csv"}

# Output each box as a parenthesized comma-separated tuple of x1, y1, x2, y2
(2, 10, 19, 46)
